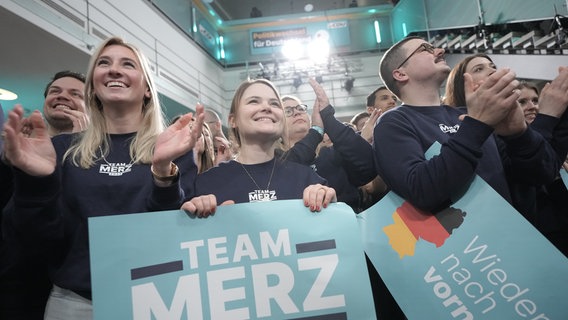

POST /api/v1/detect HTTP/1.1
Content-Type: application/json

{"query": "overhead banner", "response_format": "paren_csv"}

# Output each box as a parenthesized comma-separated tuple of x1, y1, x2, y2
(194, 9, 219, 56)
(358, 144, 568, 319)
(250, 21, 350, 55)
(89, 200, 376, 319)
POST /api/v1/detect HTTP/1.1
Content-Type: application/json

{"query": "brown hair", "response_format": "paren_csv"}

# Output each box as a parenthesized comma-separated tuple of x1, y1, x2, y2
(43, 70, 86, 98)
(366, 86, 388, 107)
(443, 53, 494, 107)
(518, 81, 539, 96)
(350, 111, 370, 127)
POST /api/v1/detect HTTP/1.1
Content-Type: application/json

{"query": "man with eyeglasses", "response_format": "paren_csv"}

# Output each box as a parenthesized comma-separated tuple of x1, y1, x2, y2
(368, 36, 562, 319)
(376, 36, 560, 212)
(281, 84, 379, 213)
(282, 102, 310, 145)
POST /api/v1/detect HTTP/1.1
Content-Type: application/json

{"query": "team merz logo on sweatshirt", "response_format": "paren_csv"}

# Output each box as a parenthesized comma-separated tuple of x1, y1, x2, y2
(248, 189, 277, 202)
(99, 162, 134, 176)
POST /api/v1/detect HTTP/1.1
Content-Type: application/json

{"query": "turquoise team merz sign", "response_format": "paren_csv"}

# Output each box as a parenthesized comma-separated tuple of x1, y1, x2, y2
(89, 142, 568, 319)
(358, 143, 568, 319)
(89, 200, 376, 319)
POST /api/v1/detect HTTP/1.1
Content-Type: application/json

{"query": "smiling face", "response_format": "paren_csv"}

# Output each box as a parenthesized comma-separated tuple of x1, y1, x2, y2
(517, 86, 539, 124)
(229, 81, 284, 147)
(92, 44, 150, 109)
(367, 88, 398, 113)
(43, 76, 85, 130)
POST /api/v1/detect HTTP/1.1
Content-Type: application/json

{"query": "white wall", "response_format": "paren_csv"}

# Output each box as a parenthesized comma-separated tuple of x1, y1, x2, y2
(2, 0, 227, 117)
(445, 53, 568, 81)
(2, 0, 389, 123)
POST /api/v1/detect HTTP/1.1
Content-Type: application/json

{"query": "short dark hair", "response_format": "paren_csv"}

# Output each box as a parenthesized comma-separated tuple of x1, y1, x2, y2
(366, 86, 388, 107)
(43, 70, 86, 98)
(350, 111, 370, 126)
(379, 36, 422, 99)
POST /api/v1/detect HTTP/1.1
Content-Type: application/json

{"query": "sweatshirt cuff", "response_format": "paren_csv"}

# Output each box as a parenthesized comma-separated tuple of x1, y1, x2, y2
(13, 167, 60, 201)
(531, 114, 559, 141)
(150, 174, 184, 209)
(320, 104, 335, 119)
(453, 116, 494, 148)
(499, 126, 539, 150)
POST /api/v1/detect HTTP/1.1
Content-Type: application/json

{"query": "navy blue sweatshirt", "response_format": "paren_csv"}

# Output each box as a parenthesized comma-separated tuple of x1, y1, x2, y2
(194, 158, 325, 204)
(509, 112, 568, 256)
(3, 133, 197, 299)
(281, 105, 377, 210)
(373, 104, 560, 213)
(319, 104, 376, 187)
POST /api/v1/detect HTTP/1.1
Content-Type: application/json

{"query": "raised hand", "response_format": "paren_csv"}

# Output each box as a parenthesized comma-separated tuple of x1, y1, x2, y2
(538, 66, 568, 118)
(152, 103, 205, 175)
(213, 136, 233, 166)
(307, 78, 327, 129)
(360, 108, 382, 143)
(2, 105, 56, 176)
(465, 68, 522, 133)
(62, 108, 90, 133)
(308, 77, 331, 108)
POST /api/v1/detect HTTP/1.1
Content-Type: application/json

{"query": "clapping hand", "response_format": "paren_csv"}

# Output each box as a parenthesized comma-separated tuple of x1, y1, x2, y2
(539, 66, 568, 119)
(465, 68, 526, 136)
(2, 104, 56, 176)
(152, 103, 204, 175)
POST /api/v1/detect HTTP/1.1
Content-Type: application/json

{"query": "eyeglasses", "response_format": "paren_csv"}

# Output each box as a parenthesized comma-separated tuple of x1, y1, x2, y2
(284, 104, 308, 117)
(397, 43, 436, 69)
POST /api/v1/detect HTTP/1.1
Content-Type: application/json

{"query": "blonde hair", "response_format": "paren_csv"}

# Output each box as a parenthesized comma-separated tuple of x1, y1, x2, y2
(64, 36, 165, 168)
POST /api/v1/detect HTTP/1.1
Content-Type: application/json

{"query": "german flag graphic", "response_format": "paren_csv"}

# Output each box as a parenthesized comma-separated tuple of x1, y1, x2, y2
(383, 202, 466, 259)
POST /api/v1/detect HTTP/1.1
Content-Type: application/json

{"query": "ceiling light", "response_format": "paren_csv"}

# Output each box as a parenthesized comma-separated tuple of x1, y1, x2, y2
(308, 31, 330, 63)
(282, 39, 304, 60)
(304, 4, 314, 12)
(0, 88, 18, 101)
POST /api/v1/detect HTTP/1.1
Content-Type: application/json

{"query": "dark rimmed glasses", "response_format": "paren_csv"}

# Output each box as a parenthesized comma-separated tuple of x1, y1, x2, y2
(284, 104, 308, 117)
(397, 42, 436, 69)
